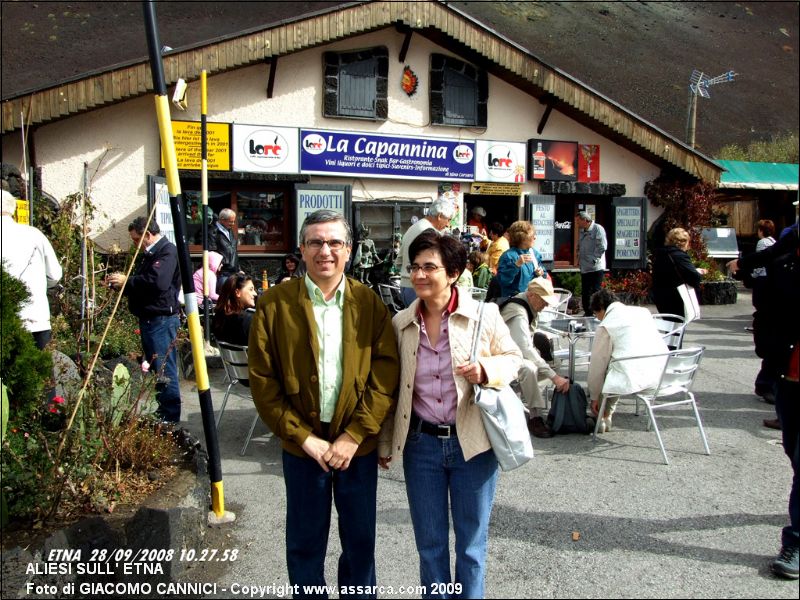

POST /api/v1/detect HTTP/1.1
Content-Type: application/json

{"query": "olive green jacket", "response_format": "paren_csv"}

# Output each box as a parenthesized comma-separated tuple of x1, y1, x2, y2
(248, 276, 399, 457)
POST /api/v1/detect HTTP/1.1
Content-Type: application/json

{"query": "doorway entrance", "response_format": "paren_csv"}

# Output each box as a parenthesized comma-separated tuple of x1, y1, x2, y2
(464, 194, 519, 234)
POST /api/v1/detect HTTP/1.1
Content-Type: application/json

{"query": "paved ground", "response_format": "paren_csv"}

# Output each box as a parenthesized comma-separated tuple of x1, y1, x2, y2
(180, 287, 797, 598)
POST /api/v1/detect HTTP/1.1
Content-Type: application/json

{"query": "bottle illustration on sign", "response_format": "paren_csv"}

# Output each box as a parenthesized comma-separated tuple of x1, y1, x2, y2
(533, 142, 546, 179)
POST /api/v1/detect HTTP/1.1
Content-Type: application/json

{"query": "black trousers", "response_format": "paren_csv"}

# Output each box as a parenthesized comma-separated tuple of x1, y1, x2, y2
(581, 270, 605, 315)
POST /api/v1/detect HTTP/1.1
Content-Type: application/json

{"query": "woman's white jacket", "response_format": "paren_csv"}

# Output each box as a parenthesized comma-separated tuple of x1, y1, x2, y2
(378, 292, 522, 462)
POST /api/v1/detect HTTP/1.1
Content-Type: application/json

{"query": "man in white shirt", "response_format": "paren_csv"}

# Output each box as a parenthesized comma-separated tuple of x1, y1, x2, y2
(1, 189, 63, 350)
(395, 199, 455, 306)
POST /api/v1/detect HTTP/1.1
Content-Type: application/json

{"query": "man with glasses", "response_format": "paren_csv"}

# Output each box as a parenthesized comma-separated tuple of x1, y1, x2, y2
(208, 208, 240, 292)
(248, 209, 399, 596)
(395, 198, 456, 306)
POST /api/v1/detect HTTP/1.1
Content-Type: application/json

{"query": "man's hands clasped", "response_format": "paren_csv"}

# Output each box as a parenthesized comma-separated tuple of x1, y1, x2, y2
(301, 431, 359, 472)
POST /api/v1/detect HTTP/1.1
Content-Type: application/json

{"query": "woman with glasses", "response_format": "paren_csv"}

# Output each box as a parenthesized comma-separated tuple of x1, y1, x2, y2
(378, 230, 521, 599)
(496, 220, 547, 297)
(212, 274, 257, 346)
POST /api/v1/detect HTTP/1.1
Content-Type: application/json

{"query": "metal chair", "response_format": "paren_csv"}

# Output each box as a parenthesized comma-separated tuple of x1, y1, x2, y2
(592, 346, 710, 465)
(651, 313, 687, 350)
(552, 287, 573, 313)
(377, 283, 405, 314)
(469, 286, 488, 301)
(216, 341, 250, 429)
(217, 341, 273, 455)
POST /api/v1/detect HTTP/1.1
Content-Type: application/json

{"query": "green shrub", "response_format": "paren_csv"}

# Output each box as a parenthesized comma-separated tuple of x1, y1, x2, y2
(552, 271, 581, 297)
(0, 264, 53, 418)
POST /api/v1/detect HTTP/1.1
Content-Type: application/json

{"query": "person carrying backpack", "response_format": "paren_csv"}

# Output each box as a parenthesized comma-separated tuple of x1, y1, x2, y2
(497, 277, 570, 438)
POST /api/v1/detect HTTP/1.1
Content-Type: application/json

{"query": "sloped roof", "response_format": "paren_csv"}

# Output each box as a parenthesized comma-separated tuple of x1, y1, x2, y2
(717, 160, 799, 190)
(0, 0, 722, 182)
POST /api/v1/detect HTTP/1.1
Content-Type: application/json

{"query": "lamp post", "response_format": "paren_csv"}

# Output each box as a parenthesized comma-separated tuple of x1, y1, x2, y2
(685, 69, 737, 148)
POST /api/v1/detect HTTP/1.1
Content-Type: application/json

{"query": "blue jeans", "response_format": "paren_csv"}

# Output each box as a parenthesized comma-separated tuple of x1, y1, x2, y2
(775, 379, 799, 550)
(139, 314, 181, 422)
(403, 430, 498, 599)
(282, 450, 378, 599)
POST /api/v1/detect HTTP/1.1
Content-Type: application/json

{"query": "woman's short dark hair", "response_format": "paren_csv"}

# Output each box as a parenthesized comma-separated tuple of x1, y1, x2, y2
(589, 288, 619, 313)
(213, 274, 253, 333)
(488, 222, 505, 237)
(757, 219, 775, 238)
(408, 230, 467, 280)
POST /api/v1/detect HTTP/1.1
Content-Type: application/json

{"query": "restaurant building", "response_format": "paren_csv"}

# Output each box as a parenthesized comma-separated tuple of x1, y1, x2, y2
(1, 0, 722, 275)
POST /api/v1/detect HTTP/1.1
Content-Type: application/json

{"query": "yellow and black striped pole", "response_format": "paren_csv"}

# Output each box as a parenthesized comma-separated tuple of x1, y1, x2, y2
(201, 70, 211, 342)
(143, 1, 233, 523)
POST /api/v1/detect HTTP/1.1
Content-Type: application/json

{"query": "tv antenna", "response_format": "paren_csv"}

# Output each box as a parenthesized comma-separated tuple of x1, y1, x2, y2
(685, 69, 737, 148)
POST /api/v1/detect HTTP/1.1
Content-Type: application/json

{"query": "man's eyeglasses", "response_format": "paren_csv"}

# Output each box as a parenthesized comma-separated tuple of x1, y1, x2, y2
(304, 238, 347, 251)
(407, 263, 446, 275)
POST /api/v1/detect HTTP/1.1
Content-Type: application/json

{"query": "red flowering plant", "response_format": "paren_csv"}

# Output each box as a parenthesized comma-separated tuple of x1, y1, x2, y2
(602, 269, 653, 306)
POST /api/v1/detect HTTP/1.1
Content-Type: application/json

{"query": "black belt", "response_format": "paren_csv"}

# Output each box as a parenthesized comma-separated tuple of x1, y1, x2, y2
(410, 413, 456, 439)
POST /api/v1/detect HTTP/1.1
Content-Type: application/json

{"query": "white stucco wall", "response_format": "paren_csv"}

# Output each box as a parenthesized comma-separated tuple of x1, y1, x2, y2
(1, 27, 665, 250)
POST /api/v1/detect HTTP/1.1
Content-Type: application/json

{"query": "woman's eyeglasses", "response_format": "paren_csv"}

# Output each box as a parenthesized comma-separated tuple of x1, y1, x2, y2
(407, 263, 445, 275)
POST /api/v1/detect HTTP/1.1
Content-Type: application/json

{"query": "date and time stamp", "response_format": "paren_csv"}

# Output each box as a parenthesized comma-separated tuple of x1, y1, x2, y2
(22, 547, 449, 597)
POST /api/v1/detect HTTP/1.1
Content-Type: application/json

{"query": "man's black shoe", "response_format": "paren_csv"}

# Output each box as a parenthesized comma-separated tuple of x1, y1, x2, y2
(770, 545, 799, 579)
(528, 416, 553, 438)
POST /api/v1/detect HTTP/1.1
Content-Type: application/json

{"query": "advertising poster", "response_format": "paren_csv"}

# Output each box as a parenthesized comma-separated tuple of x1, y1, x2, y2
(300, 129, 475, 181)
(578, 144, 600, 182)
(527, 139, 578, 181)
(614, 205, 642, 260)
(529, 202, 555, 262)
(162, 120, 231, 171)
(232, 124, 300, 174)
(437, 182, 463, 229)
(474, 140, 527, 183)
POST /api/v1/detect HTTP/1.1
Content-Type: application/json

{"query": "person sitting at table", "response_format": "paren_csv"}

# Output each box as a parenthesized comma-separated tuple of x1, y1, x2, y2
(587, 289, 669, 433)
(212, 273, 257, 346)
(499, 277, 571, 438)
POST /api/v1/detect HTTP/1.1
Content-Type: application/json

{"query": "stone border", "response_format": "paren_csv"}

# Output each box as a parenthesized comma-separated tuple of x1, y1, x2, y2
(1, 429, 211, 599)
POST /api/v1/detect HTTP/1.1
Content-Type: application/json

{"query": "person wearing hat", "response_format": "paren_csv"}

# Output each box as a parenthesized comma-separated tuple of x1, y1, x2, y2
(499, 277, 570, 438)
(467, 205, 488, 236)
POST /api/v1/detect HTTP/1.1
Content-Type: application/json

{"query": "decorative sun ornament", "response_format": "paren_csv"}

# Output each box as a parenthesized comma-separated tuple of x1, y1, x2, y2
(401, 65, 419, 97)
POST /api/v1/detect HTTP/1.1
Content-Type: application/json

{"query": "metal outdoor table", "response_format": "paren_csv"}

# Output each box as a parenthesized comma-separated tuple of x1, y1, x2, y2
(539, 316, 601, 381)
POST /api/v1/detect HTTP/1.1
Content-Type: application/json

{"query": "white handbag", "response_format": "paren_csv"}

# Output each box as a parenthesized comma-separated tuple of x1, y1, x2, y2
(470, 302, 534, 472)
(676, 283, 701, 322)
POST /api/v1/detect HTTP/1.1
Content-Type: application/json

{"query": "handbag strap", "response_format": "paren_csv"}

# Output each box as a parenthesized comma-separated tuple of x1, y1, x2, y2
(469, 300, 488, 401)
(469, 300, 486, 363)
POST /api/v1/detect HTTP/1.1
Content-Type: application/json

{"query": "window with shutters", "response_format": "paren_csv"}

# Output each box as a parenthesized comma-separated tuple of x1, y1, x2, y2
(323, 48, 388, 120)
(430, 54, 488, 128)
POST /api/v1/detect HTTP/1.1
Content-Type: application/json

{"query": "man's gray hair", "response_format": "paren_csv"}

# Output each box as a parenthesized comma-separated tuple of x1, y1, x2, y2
(429, 199, 456, 219)
(577, 211, 593, 222)
(219, 208, 236, 221)
(299, 210, 353, 245)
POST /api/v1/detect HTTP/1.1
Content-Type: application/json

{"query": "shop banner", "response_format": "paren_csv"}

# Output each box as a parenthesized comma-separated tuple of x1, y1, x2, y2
(232, 124, 300, 174)
(300, 129, 475, 181)
(474, 141, 527, 183)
